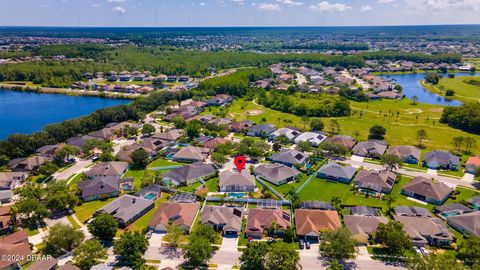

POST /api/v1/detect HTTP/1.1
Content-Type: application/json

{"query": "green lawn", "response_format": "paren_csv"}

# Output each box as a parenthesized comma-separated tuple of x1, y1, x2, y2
(214, 98, 480, 152)
(67, 215, 81, 229)
(67, 173, 86, 189)
(177, 181, 203, 192)
(74, 198, 116, 223)
(123, 169, 146, 190)
(205, 177, 219, 192)
(263, 173, 312, 197)
(147, 158, 184, 168)
(423, 76, 480, 103)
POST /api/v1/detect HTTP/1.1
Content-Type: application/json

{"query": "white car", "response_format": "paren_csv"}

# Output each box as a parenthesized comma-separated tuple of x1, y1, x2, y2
(414, 247, 422, 254)
(420, 247, 429, 255)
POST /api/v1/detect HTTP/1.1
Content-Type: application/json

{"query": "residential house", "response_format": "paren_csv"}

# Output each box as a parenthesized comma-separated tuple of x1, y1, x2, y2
(29, 258, 58, 270)
(219, 170, 255, 192)
(435, 203, 475, 219)
(171, 146, 209, 162)
(204, 137, 229, 149)
(271, 149, 308, 167)
(354, 169, 397, 194)
(0, 231, 32, 270)
(254, 163, 301, 186)
(189, 114, 215, 124)
(96, 194, 155, 227)
(447, 211, 480, 237)
(468, 196, 480, 210)
(77, 176, 121, 202)
(200, 206, 243, 236)
(293, 132, 327, 147)
(36, 144, 59, 158)
(394, 215, 454, 247)
(148, 202, 200, 233)
(393, 206, 433, 218)
(164, 162, 216, 186)
(245, 208, 291, 239)
(7, 155, 49, 172)
(247, 124, 276, 138)
(352, 140, 388, 158)
(423, 150, 459, 170)
(344, 215, 388, 243)
(465, 155, 480, 174)
(85, 161, 129, 179)
(0, 206, 13, 235)
(152, 129, 183, 142)
(388, 145, 421, 164)
(210, 117, 233, 126)
(326, 135, 357, 149)
(229, 120, 254, 133)
(58, 264, 81, 270)
(206, 94, 234, 106)
(347, 206, 382, 216)
(317, 161, 357, 184)
(401, 176, 453, 205)
(66, 135, 101, 148)
(295, 209, 341, 241)
(268, 128, 301, 142)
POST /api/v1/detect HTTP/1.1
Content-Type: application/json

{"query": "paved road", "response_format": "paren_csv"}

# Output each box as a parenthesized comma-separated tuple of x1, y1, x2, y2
(53, 159, 92, 181)
(341, 157, 479, 190)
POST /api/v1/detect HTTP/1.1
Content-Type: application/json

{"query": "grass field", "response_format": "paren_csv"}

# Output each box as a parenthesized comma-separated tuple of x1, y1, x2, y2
(74, 197, 116, 223)
(125, 193, 169, 233)
(211, 98, 480, 152)
(147, 157, 184, 168)
(423, 76, 480, 103)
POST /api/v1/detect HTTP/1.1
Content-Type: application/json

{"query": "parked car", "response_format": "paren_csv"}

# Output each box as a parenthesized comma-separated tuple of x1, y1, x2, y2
(420, 247, 429, 256)
(299, 239, 305, 249)
(305, 241, 311, 249)
(414, 247, 422, 255)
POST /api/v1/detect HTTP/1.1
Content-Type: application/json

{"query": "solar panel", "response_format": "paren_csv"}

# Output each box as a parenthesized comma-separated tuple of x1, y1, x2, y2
(170, 193, 197, 203)
(257, 199, 282, 209)
(301, 201, 334, 210)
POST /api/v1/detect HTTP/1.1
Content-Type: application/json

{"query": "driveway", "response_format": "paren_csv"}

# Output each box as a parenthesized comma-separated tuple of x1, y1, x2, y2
(427, 169, 438, 175)
(351, 155, 365, 163)
(145, 233, 184, 267)
(210, 235, 241, 266)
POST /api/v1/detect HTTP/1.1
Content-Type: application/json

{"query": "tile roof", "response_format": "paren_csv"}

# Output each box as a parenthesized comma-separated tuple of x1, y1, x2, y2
(246, 208, 291, 237)
(149, 202, 200, 231)
(295, 209, 341, 235)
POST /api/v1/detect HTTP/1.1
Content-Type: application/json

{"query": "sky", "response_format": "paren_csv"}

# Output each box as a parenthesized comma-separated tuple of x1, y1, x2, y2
(1, 0, 480, 27)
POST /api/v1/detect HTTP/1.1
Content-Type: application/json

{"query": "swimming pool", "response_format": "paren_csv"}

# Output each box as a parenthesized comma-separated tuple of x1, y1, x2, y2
(144, 193, 157, 200)
(229, 192, 246, 198)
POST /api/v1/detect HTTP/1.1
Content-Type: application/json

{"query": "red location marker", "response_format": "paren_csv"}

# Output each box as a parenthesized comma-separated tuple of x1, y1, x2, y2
(234, 155, 246, 173)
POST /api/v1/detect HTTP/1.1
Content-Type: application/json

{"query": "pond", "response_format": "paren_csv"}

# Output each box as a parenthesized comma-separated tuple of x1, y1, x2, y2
(379, 72, 480, 106)
(0, 90, 131, 139)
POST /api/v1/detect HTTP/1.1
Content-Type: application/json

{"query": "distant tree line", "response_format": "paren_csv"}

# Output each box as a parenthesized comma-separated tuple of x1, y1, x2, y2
(259, 91, 351, 117)
(282, 42, 369, 51)
(361, 51, 462, 64)
(440, 103, 480, 134)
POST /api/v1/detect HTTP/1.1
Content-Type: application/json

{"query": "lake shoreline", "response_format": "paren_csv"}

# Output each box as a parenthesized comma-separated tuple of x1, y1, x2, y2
(0, 83, 140, 100)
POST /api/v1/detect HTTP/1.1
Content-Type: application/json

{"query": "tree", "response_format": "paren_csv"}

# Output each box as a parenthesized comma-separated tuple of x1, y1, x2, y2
(425, 73, 440, 84)
(464, 137, 476, 154)
(211, 152, 227, 165)
(114, 231, 149, 269)
(408, 253, 467, 270)
(416, 129, 428, 148)
(374, 221, 412, 256)
(275, 134, 290, 145)
(44, 223, 85, 257)
(141, 123, 156, 136)
(264, 242, 301, 270)
(411, 95, 419, 105)
(130, 148, 149, 168)
(457, 236, 480, 267)
(331, 196, 342, 211)
(327, 259, 345, 270)
(329, 119, 341, 134)
(183, 237, 213, 267)
(186, 119, 202, 138)
(11, 182, 49, 228)
(191, 224, 218, 244)
(297, 141, 312, 152)
(163, 223, 184, 249)
(385, 194, 397, 214)
(321, 142, 349, 157)
(45, 180, 79, 214)
(141, 170, 157, 187)
(272, 141, 282, 152)
(87, 213, 118, 242)
(445, 89, 455, 96)
(38, 161, 60, 176)
(452, 136, 464, 151)
(120, 125, 139, 138)
(319, 227, 358, 260)
(380, 153, 404, 171)
(310, 118, 324, 131)
(240, 241, 270, 270)
(369, 125, 386, 140)
(54, 145, 80, 163)
(73, 239, 107, 270)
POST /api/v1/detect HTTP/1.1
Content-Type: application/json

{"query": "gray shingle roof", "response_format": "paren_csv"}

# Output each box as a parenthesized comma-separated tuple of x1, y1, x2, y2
(317, 161, 357, 180)
(164, 162, 215, 185)
(352, 140, 388, 157)
(424, 150, 460, 166)
(402, 176, 453, 201)
(200, 206, 243, 233)
(254, 163, 301, 185)
(272, 149, 308, 165)
(219, 170, 255, 190)
(389, 145, 421, 161)
(97, 194, 154, 224)
(447, 211, 480, 236)
(85, 162, 129, 178)
(77, 176, 120, 198)
(354, 169, 396, 193)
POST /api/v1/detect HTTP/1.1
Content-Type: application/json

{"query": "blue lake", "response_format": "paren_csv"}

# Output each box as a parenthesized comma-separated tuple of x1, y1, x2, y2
(0, 90, 131, 139)
(379, 72, 480, 106)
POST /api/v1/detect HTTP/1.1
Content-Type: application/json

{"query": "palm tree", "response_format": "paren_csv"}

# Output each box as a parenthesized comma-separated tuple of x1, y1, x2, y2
(411, 95, 419, 105)
(268, 222, 279, 237)
(385, 195, 397, 214)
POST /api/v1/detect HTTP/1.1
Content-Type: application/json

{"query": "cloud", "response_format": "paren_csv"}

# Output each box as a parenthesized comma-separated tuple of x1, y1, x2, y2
(199, 2, 206, 6)
(377, 0, 395, 3)
(309, 1, 352, 12)
(112, 6, 127, 13)
(360, 5, 373, 11)
(91, 3, 101, 8)
(406, 0, 480, 11)
(107, 0, 127, 3)
(276, 0, 304, 7)
(232, 0, 245, 5)
(258, 3, 282, 11)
